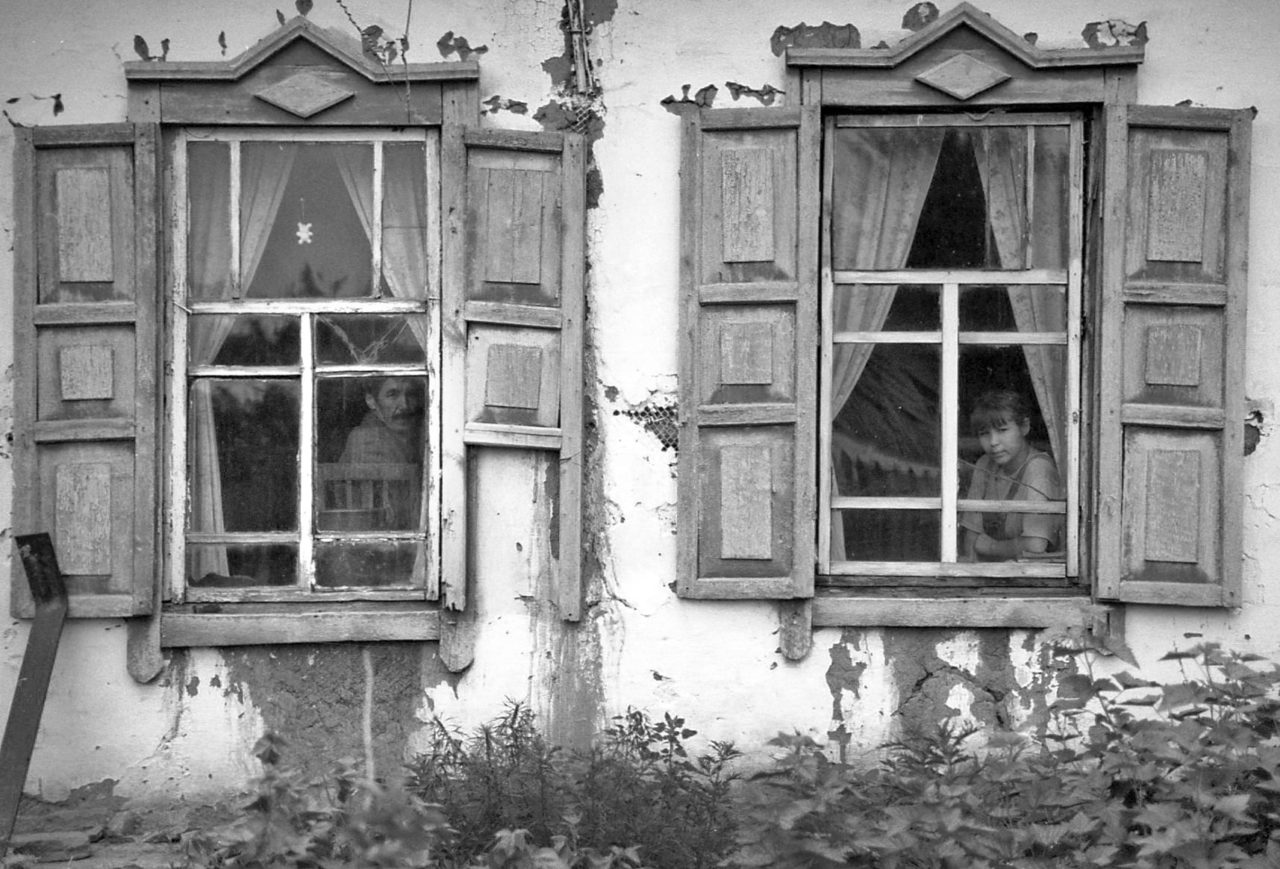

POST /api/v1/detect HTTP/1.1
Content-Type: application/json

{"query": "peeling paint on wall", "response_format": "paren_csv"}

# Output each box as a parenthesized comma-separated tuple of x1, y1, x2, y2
(725, 81, 783, 106)
(535, 1, 609, 207)
(1245, 398, 1271, 457)
(902, 3, 940, 33)
(881, 630, 1029, 735)
(770, 22, 860, 57)
(482, 95, 529, 115)
(613, 402, 678, 453)
(1081, 19, 1148, 49)
(825, 629, 868, 761)
(660, 84, 718, 114)
(435, 31, 488, 60)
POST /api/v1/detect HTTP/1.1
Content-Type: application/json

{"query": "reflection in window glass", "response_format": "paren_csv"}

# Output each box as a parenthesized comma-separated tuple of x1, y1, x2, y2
(836, 510, 941, 562)
(187, 544, 297, 588)
(1032, 125, 1070, 270)
(382, 143, 430, 300)
(831, 344, 940, 497)
(857, 284, 940, 332)
(959, 285, 1067, 333)
(315, 541, 423, 588)
(190, 315, 300, 366)
(187, 141, 232, 302)
(315, 315, 429, 366)
(187, 378, 299, 533)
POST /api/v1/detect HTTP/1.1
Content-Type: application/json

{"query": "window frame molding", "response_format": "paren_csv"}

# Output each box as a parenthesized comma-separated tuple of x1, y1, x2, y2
(784, 3, 1143, 635)
(117, 17, 483, 664)
(165, 126, 444, 607)
(818, 110, 1084, 580)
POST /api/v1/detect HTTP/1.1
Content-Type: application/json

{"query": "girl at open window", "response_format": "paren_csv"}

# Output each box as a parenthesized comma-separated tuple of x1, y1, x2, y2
(960, 390, 1062, 561)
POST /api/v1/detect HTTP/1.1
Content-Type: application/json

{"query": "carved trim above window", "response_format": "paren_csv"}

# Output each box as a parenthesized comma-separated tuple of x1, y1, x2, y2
(123, 16, 477, 126)
(915, 53, 1010, 101)
(786, 2, 1143, 109)
(254, 72, 355, 119)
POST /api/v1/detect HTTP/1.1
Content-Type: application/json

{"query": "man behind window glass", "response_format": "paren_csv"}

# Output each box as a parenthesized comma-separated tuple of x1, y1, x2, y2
(340, 377, 423, 465)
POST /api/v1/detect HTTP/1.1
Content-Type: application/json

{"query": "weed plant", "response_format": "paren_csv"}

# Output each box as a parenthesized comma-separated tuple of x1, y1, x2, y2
(187, 704, 739, 868)
(735, 642, 1280, 868)
(187, 643, 1280, 868)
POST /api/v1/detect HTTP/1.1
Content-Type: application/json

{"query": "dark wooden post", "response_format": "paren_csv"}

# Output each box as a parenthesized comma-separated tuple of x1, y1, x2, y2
(0, 534, 68, 858)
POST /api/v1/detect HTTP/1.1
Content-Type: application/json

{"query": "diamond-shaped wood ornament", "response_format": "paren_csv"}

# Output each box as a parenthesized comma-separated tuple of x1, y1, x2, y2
(915, 53, 1011, 101)
(254, 72, 355, 118)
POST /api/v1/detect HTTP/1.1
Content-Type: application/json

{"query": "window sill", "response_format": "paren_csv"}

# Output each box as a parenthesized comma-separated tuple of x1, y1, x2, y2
(811, 588, 1103, 629)
(159, 602, 440, 647)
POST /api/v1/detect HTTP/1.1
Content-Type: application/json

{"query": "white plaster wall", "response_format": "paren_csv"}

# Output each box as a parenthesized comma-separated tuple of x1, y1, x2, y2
(2, 0, 1280, 802)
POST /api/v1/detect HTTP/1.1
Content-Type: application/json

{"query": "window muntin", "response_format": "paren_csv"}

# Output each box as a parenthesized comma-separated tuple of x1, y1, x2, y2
(819, 113, 1081, 581)
(170, 128, 441, 602)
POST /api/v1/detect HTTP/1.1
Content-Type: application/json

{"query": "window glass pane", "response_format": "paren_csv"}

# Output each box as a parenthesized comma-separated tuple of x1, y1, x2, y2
(188, 378, 299, 532)
(834, 509, 940, 562)
(315, 541, 424, 588)
(315, 314, 429, 365)
(187, 544, 297, 588)
(831, 344, 940, 497)
(834, 284, 939, 332)
(959, 285, 1067, 333)
(966, 127, 1027, 269)
(382, 142, 430, 300)
(958, 345, 1066, 560)
(316, 377, 427, 533)
(187, 141, 231, 302)
(190, 315, 300, 366)
(1031, 125, 1071, 270)
(832, 122, 1071, 273)
(317, 376, 427, 465)
(315, 459, 423, 532)
(831, 126, 947, 271)
(242, 142, 374, 299)
(908, 128, 999, 269)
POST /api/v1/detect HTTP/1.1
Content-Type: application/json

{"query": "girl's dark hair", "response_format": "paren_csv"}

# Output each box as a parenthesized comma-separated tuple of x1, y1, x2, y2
(970, 389, 1034, 433)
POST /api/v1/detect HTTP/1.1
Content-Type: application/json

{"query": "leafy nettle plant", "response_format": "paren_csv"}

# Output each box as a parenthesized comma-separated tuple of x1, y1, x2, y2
(736, 642, 1280, 869)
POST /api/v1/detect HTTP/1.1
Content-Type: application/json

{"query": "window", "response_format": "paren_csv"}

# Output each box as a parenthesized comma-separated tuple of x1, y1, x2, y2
(820, 114, 1080, 584)
(10, 19, 586, 680)
(170, 130, 441, 601)
(675, 6, 1251, 643)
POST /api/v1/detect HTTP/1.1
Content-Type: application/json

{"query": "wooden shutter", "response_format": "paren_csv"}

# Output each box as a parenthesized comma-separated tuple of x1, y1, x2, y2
(1096, 105, 1251, 607)
(676, 107, 819, 599)
(11, 124, 161, 619)
(441, 128, 586, 619)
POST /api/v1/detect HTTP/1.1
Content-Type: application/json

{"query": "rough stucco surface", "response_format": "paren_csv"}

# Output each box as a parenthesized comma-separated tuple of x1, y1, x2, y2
(217, 644, 425, 780)
(1, 0, 1280, 805)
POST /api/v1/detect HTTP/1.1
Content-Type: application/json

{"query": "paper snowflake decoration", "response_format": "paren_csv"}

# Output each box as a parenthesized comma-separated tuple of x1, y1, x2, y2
(296, 222, 314, 244)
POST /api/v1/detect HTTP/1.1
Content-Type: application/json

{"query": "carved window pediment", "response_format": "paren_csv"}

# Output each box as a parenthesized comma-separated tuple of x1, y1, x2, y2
(786, 2, 1144, 108)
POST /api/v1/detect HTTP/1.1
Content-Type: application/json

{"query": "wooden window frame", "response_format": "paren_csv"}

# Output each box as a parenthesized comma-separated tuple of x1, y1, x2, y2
(166, 127, 443, 606)
(36, 17, 589, 678)
(777, 4, 1147, 635)
(817, 112, 1084, 588)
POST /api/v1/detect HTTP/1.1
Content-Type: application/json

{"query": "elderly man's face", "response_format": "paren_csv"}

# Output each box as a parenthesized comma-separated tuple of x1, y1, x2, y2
(366, 378, 419, 435)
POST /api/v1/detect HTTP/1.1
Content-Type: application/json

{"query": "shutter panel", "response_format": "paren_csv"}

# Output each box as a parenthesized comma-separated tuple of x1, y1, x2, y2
(11, 124, 161, 619)
(1096, 105, 1251, 607)
(677, 107, 818, 599)
(442, 128, 586, 620)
